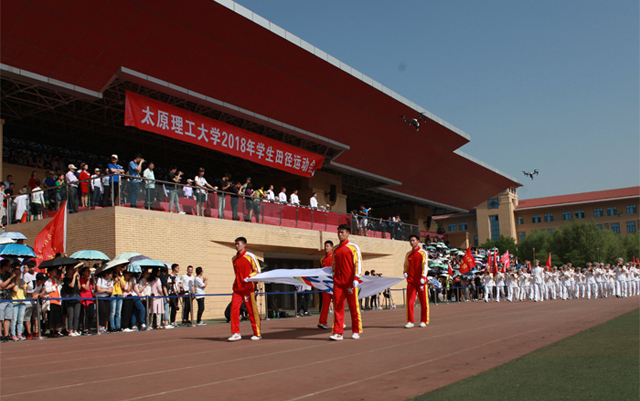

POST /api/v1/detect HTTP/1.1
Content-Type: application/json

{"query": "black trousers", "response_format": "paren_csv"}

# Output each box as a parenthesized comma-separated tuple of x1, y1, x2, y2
(196, 298, 205, 323)
(98, 299, 110, 327)
(121, 297, 134, 329)
(169, 296, 179, 323)
(81, 303, 95, 332)
(182, 296, 191, 322)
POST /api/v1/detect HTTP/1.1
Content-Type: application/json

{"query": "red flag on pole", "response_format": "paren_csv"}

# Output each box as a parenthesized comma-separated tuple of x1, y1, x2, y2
(545, 253, 552, 268)
(448, 261, 453, 276)
(500, 251, 510, 273)
(487, 251, 493, 273)
(459, 247, 476, 274)
(33, 201, 67, 268)
(492, 250, 499, 274)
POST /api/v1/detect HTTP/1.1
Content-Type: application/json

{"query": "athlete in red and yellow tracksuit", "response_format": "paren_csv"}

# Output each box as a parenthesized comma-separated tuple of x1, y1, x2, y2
(231, 250, 261, 336)
(318, 251, 333, 327)
(332, 239, 362, 335)
(404, 246, 429, 325)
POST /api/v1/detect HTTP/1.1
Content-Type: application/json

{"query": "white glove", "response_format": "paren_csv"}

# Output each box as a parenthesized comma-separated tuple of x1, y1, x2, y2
(243, 277, 250, 283)
(403, 272, 408, 279)
(353, 280, 359, 288)
(420, 277, 426, 284)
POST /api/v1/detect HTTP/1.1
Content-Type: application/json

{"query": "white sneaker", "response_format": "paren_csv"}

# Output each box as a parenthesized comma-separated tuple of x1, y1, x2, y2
(197, 322, 207, 326)
(405, 322, 414, 329)
(123, 328, 133, 333)
(164, 325, 174, 329)
(250, 335, 262, 340)
(329, 334, 343, 341)
(317, 324, 328, 329)
(419, 322, 427, 328)
(179, 211, 186, 215)
(351, 333, 360, 339)
(228, 333, 242, 341)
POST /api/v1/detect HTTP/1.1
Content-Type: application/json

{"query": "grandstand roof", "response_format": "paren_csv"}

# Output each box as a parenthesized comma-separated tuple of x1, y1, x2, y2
(517, 186, 640, 210)
(1, 0, 520, 212)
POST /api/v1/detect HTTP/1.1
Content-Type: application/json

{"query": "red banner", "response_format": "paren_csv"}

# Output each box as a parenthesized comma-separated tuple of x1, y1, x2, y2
(124, 91, 324, 177)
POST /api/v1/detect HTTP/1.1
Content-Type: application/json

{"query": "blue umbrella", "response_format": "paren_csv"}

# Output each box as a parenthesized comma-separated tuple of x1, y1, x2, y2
(129, 259, 165, 273)
(0, 243, 36, 258)
(0, 232, 27, 240)
(128, 255, 151, 263)
(115, 252, 142, 260)
(70, 250, 111, 261)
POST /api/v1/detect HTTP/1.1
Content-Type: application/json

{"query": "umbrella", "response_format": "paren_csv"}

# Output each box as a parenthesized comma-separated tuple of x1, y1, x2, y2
(436, 242, 447, 248)
(427, 270, 438, 277)
(0, 237, 16, 245)
(470, 269, 481, 274)
(462, 272, 475, 278)
(128, 259, 166, 273)
(439, 273, 451, 277)
(128, 255, 151, 263)
(70, 250, 111, 261)
(115, 252, 142, 260)
(39, 257, 81, 270)
(449, 248, 458, 252)
(103, 258, 130, 272)
(0, 232, 27, 240)
(0, 244, 36, 258)
(426, 246, 436, 250)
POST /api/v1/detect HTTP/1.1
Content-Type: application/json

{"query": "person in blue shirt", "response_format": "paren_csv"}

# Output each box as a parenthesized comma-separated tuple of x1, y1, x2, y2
(42, 171, 57, 210)
(108, 154, 124, 206)
(127, 154, 144, 208)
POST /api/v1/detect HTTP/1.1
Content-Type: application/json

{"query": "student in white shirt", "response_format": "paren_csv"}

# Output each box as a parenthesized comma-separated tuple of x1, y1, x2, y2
(194, 267, 208, 326)
(310, 192, 318, 208)
(180, 266, 195, 325)
(194, 168, 215, 216)
(265, 185, 275, 201)
(278, 187, 287, 203)
(91, 168, 103, 207)
(289, 189, 300, 206)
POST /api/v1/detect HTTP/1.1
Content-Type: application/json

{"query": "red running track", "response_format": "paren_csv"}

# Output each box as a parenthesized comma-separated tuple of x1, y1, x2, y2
(1, 296, 638, 401)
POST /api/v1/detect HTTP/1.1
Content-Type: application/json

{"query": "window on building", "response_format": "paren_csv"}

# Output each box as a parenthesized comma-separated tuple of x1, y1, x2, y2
(475, 221, 477, 229)
(593, 208, 603, 217)
(575, 210, 585, 219)
(474, 236, 478, 246)
(448, 224, 457, 232)
(628, 205, 637, 214)
(544, 213, 554, 222)
(562, 211, 571, 221)
(532, 215, 541, 223)
(490, 215, 500, 240)
(596, 224, 602, 230)
(548, 229, 554, 233)
(518, 232, 526, 242)
(628, 222, 637, 233)
(488, 198, 499, 209)
(517, 216, 524, 225)
(459, 222, 468, 230)
(607, 207, 617, 216)
(611, 223, 620, 234)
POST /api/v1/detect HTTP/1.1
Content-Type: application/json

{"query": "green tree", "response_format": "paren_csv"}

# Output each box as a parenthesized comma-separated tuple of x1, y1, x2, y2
(517, 230, 551, 262)
(479, 235, 518, 255)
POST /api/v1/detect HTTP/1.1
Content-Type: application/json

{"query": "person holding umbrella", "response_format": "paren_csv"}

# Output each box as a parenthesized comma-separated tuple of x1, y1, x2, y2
(44, 267, 63, 337)
(79, 266, 95, 335)
(62, 263, 83, 337)
(0, 259, 16, 341)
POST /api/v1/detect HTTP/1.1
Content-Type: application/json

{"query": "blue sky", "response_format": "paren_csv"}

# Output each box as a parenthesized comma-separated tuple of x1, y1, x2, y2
(235, 0, 639, 200)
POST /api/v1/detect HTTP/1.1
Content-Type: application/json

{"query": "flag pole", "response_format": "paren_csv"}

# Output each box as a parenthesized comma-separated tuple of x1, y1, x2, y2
(63, 200, 68, 254)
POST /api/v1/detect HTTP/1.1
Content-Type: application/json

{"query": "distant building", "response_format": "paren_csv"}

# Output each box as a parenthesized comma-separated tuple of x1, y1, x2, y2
(433, 186, 640, 248)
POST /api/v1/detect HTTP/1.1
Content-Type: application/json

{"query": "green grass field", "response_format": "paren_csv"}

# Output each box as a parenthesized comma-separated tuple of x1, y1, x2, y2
(410, 309, 639, 401)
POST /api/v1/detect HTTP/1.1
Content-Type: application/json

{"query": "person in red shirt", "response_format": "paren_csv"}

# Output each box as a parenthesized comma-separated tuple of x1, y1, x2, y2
(228, 237, 262, 341)
(330, 224, 363, 341)
(404, 234, 429, 328)
(317, 240, 334, 329)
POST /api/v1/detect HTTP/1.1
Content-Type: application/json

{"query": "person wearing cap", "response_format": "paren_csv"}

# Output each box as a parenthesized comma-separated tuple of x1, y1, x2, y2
(127, 154, 144, 208)
(183, 179, 194, 200)
(108, 155, 124, 206)
(91, 168, 103, 207)
(78, 163, 91, 208)
(65, 164, 79, 213)
(167, 166, 185, 214)
(194, 168, 215, 217)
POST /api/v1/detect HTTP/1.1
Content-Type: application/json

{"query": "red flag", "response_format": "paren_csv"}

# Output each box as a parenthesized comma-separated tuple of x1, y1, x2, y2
(500, 251, 510, 273)
(448, 261, 453, 276)
(545, 253, 552, 268)
(33, 201, 67, 268)
(492, 250, 499, 274)
(487, 251, 493, 273)
(459, 247, 476, 274)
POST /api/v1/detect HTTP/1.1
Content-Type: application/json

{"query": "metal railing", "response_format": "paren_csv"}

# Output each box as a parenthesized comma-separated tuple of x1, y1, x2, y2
(4, 173, 419, 240)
